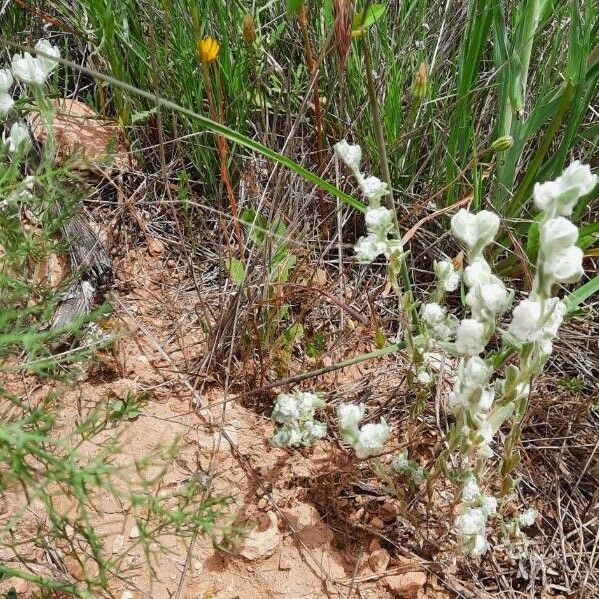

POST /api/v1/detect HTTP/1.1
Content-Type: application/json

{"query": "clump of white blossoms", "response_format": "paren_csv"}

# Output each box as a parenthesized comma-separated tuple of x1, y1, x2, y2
(271, 391, 327, 448)
(434, 258, 460, 293)
(337, 403, 390, 459)
(505, 162, 596, 379)
(3, 121, 30, 154)
(0, 69, 14, 118)
(11, 39, 60, 87)
(391, 450, 427, 486)
(454, 475, 498, 556)
(334, 140, 402, 264)
(446, 208, 511, 460)
(334, 136, 594, 559)
(450, 161, 594, 556)
(1, 39, 60, 156)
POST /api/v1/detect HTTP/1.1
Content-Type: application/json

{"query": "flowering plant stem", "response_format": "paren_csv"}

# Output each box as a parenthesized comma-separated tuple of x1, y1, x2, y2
(199, 57, 244, 255)
(361, 36, 395, 216)
(298, 4, 324, 169)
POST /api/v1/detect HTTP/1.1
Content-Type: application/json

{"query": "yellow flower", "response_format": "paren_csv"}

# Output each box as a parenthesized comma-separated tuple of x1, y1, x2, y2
(197, 36, 220, 64)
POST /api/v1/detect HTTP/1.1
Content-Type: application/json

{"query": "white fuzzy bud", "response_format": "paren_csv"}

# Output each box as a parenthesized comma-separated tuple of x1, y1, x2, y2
(334, 139, 362, 172)
(434, 259, 460, 292)
(451, 209, 500, 254)
(534, 161, 597, 217)
(518, 507, 537, 527)
(4, 122, 30, 153)
(353, 420, 390, 459)
(0, 68, 14, 93)
(0, 93, 14, 118)
(508, 298, 565, 350)
(455, 319, 487, 356)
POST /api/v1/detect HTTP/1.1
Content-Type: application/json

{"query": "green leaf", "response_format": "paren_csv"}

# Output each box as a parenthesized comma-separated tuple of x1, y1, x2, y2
(226, 257, 246, 285)
(271, 253, 296, 283)
(564, 275, 599, 315)
(577, 221, 599, 249)
(241, 208, 268, 244)
(286, 0, 304, 15)
(352, 4, 386, 32)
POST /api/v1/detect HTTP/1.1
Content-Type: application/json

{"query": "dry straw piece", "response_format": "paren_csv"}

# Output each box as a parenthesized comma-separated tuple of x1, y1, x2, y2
(333, 0, 353, 69)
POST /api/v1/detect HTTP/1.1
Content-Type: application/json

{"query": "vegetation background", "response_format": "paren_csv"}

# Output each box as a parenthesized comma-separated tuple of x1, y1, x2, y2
(0, 0, 598, 597)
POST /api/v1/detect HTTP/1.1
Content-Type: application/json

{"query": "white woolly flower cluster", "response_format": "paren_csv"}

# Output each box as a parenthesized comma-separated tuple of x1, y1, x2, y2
(337, 403, 390, 459)
(533, 161, 597, 218)
(391, 450, 427, 486)
(271, 391, 327, 448)
(1, 39, 60, 154)
(451, 209, 500, 259)
(502, 507, 538, 545)
(445, 209, 511, 458)
(433, 258, 460, 292)
(455, 475, 498, 556)
(334, 140, 402, 263)
(3, 122, 30, 153)
(335, 139, 389, 205)
(0, 69, 14, 118)
(507, 161, 595, 368)
(11, 39, 60, 87)
(354, 205, 402, 263)
(451, 209, 509, 357)
(420, 302, 457, 342)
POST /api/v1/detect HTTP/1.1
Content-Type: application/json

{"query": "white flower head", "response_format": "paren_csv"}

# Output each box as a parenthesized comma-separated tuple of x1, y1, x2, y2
(11, 52, 47, 85)
(463, 257, 492, 287)
(434, 258, 460, 292)
(4, 122, 30, 153)
(334, 139, 362, 172)
(354, 234, 389, 263)
(461, 476, 481, 503)
(451, 209, 500, 255)
(0, 93, 14, 118)
(420, 302, 457, 341)
(391, 451, 409, 472)
(466, 280, 510, 319)
(0, 68, 14, 93)
(302, 419, 327, 442)
(508, 298, 566, 348)
(417, 368, 432, 385)
(534, 161, 597, 217)
(271, 393, 301, 425)
(449, 357, 494, 412)
(11, 40, 59, 87)
(455, 319, 487, 356)
(421, 302, 446, 327)
(481, 495, 498, 517)
(455, 506, 488, 556)
(543, 245, 584, 285)
(271, 391, 326, 447)
(540, 217, 579, 251)
(353, 419, 390, 459)
(295, 391, 325, 417)
(34, 39, 61, 78)
(365, 206, 394, 235)
(462, 356, 493, 386)
(359, 174, 389, 203)
(518, 507, 537, 528)
(337, 403, 365, 436)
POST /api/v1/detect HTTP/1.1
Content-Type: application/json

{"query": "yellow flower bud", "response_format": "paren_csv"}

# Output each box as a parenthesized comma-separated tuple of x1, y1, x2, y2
(197, 36, 220, 64)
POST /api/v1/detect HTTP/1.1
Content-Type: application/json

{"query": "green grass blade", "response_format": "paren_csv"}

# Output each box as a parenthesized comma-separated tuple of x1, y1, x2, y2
(564, 275, 599, 315)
